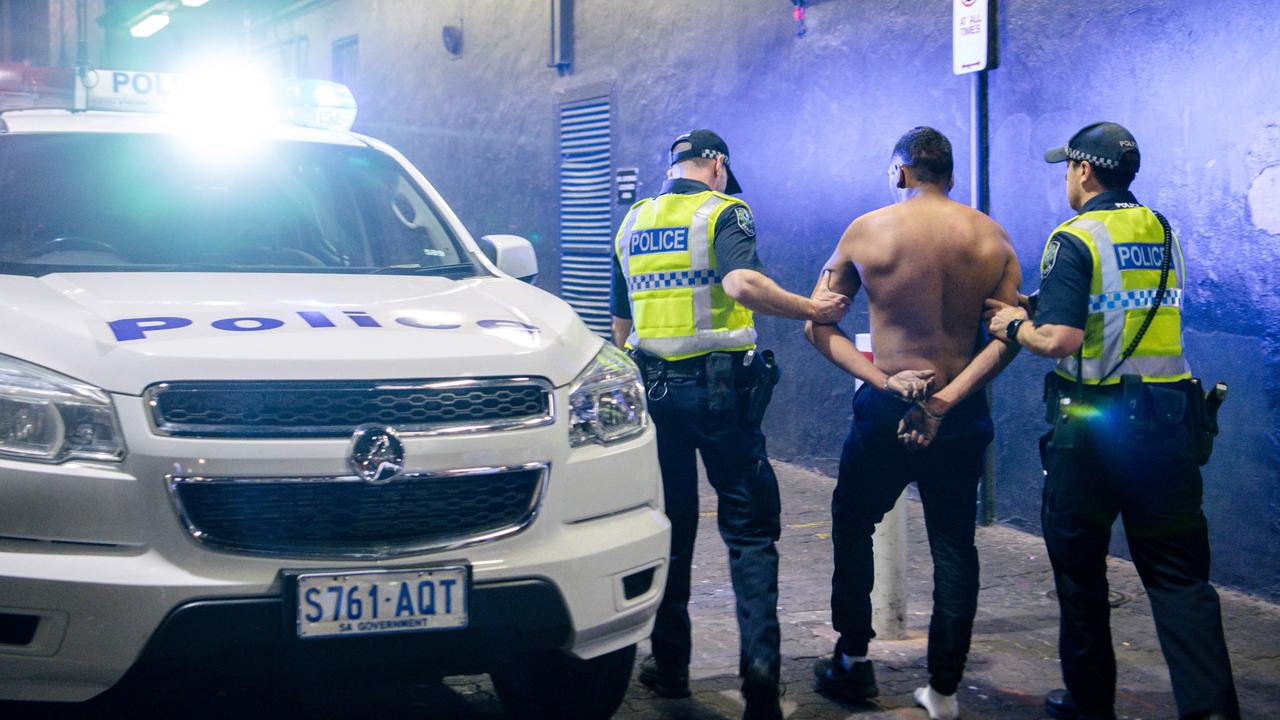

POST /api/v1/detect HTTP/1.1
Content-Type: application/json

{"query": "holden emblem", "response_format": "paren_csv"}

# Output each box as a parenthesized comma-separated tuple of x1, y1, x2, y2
(349, 424, 405, 484)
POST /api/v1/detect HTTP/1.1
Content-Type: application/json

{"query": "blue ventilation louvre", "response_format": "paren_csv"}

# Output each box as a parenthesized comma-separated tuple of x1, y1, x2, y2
(559, 98, 613, 335)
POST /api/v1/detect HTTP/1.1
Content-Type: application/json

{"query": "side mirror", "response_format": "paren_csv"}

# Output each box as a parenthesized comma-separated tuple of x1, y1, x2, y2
(477, 234, 538, 283)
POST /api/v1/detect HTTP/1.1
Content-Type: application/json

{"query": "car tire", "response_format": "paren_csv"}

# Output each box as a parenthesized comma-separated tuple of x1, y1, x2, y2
(490, 643, 636, 720)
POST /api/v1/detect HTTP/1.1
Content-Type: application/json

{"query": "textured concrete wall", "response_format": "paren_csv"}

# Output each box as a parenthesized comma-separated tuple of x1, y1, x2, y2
(149, 0, 1277, 598)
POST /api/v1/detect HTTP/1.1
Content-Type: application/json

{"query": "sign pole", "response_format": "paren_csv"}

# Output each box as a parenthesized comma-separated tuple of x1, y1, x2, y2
(970, 70, 988, 216)
(955, 0, 997, 526)
(974, 69, 996, 527)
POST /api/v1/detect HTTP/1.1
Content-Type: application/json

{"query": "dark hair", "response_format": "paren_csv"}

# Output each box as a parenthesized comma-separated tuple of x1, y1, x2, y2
(1076, 151, 1140, 190)
(892, 126, 953, 185)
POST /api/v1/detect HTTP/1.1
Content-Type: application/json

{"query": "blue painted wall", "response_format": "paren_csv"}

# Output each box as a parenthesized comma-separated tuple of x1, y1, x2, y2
(984, 0, 1280, 598)
(151, 0, 1278, 598)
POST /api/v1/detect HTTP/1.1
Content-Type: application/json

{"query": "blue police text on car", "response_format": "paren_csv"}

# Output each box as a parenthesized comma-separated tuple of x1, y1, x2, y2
(107, 310, 540, 342)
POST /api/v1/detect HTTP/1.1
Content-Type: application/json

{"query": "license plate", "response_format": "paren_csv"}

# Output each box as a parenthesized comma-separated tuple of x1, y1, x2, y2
(293, 566, 468, 639)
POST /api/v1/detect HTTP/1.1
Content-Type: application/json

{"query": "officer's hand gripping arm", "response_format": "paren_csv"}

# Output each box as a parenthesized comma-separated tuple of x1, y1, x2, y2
(985, 299, 1083, 359)
(722, 268, 849, 322)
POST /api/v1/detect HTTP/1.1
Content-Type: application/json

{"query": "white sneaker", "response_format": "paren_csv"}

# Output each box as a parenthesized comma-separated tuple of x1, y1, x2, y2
(913, 685, 959, 720)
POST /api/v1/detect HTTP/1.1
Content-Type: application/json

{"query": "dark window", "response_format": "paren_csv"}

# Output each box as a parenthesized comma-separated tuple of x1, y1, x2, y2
(0, 133, 482, 278)
(1, 0, 50, 64)
(331, 35, 359, 95)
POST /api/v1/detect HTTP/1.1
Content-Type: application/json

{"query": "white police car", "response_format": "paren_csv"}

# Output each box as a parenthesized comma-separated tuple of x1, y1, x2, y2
(0, 65, 667, 719)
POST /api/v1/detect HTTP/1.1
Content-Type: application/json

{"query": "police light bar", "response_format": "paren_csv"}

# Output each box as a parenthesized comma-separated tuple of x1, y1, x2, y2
(279, 79, 358, 132)
(0, 65, 358, 132)
(0, 65, 74, 111)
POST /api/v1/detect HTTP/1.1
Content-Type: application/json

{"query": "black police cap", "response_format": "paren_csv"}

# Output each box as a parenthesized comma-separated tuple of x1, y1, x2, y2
(1044, 121, 1140, 170)
(670, 129, 742, 194)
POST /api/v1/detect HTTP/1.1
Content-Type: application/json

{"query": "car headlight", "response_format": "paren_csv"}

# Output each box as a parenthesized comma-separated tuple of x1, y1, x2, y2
(568, 343, 647, 447)
(0, 354, 126, 463)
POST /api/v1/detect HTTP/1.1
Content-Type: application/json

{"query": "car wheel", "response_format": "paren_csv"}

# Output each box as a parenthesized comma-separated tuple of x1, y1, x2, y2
(490, 643, 636, 720)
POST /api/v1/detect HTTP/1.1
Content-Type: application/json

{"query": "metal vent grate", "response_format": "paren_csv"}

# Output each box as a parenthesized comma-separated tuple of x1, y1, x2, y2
(558, 97, 613, 335)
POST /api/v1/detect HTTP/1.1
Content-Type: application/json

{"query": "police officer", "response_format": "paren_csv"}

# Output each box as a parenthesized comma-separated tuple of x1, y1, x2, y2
(986, 122, 1239, 720)
(611, 129, 848, 720)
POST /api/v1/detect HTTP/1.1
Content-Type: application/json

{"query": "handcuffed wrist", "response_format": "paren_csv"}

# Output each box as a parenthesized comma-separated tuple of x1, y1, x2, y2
(916, 401, 944, 421)
(924, 395, 953, 418)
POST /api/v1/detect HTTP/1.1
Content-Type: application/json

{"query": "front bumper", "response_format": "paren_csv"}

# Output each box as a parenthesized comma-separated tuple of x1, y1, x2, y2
(137, 578, 574, 676)
(0, 497, 666, 702)
(0, 395, 668, 702)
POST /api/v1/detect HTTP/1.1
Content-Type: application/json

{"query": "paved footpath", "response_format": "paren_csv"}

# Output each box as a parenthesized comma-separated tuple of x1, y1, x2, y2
(9, 460, 1277, 719)
(604, 460, 1280, 720)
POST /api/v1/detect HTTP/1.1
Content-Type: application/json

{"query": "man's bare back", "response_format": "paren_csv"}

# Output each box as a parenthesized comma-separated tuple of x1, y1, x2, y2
(822, 193, 1019, 390)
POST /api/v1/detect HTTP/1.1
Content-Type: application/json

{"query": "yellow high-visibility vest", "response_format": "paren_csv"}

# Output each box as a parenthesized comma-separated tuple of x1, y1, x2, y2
(1047, 206, 1191, 385)
(614, 190, 756, 360)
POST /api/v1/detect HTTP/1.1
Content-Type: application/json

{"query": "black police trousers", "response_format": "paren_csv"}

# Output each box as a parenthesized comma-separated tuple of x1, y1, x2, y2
(647, 371, 781, 689)
(1041, 390, 1239, 719)
(830, 386, 992, 696)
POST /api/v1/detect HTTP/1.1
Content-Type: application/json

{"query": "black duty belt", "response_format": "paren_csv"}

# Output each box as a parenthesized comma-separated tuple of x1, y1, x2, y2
(629, 348, 780, 422)
(1045, 372, 1195, 404)
(1042, 372, 1219, 460)
(634, 349, 752, 380)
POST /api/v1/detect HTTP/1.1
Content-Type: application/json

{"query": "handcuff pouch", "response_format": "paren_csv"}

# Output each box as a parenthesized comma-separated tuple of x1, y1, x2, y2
(744, 350, 781, 425)
(706, 353, 735, 414)
(1044, 372, 1081, 450)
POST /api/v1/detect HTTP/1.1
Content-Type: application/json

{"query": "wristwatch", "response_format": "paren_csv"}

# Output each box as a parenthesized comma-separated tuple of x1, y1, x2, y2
(1005, 318, 1024, 343)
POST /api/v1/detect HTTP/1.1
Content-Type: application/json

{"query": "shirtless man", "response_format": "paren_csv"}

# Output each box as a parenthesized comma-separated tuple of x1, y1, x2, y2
(805, 127, 1021, 720)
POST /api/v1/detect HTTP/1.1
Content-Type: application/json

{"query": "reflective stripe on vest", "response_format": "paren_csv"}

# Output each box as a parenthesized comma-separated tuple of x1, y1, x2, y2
(615, 191, 756, 360)
(1049, 208, 1191, 385)
(627, 268, 719, 292)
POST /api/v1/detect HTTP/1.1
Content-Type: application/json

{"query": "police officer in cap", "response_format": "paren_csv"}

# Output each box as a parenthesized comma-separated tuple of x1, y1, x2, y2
(986, 122, 1239, 720)
(611, 129, 849, 720)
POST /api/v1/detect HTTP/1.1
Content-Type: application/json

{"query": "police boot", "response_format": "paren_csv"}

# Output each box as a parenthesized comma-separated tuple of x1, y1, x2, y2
(1044, 689, 1117, 720)
(637, 654, 690, 699)
(741, 680, 782, 720)
(813, 654, 878, 703)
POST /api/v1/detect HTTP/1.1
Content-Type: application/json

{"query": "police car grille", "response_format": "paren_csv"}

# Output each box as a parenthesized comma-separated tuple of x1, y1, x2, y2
(171, 466, 545, 557)
(147, 379, 552, 438)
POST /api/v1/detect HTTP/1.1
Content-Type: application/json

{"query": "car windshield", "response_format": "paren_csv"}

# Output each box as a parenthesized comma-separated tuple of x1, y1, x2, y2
(0, 133, 485, 278)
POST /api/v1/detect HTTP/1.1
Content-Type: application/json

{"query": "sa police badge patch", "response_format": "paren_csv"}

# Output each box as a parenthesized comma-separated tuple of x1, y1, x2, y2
(1040, 239, 1061, 279)
(735, 206, 756, 237)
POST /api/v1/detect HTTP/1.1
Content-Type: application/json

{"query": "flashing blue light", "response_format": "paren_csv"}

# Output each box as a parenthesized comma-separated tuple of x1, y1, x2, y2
(280, 79, 358, 132)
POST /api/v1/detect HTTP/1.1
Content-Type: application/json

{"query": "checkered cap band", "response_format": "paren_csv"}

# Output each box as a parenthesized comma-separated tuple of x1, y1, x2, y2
(628, 268, 719, 292)
(699, 149, 728, 165)
(1089, 288, 1182, 313)
(1066, 146, 1120, 170)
